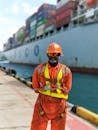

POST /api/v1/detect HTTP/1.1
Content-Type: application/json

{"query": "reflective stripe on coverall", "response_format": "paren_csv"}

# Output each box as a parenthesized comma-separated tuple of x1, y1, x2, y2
(31, 63, 72, 130)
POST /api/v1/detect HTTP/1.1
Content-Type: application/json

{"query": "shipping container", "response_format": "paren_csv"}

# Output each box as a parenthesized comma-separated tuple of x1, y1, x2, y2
(5, 42, 12, 50)
(45, 24, 56, 32)
(15, 26, 25, 44)
(30, 20, 37, 28)
(30, 25, 37, 31)
(30, 29, 36, 39)
(25, 13, 37, 37)
(38, 3, 56, 12)
(36, 24, 45, 36)
(37, 10, 56, 18)
(56, 9, 72, 20)
(25, 28, 30, 37)
(26, 13, 37, 26)
(57, 0, 69, 8)
(37, 19, 48, 27)
(56, 1, 76, 27)
(24, 36, 30, 43)
(8, 37, 14, 44)
(56, 16, 70, 27)
(56, 0, 78, 12)
(37, 10, 48, 18)
(37, 10, 56, 21)
(45, 17, 56, 32)
(46, 17, 56, 25)
(56, 8, 72, 27)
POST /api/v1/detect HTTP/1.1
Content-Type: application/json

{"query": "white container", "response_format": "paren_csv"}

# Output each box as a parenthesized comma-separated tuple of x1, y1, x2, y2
(30, 20, 37, 28)
(45, 25, 55, 32)
(56, 0, 69, 8)
(36, 24, 45, 36)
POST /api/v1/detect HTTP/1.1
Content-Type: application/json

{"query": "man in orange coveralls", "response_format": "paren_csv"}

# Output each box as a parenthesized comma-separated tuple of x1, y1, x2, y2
(31, 42, 72, 130)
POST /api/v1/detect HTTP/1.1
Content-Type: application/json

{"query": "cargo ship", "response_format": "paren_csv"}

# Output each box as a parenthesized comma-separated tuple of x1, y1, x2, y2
(1, 0, 98, 74)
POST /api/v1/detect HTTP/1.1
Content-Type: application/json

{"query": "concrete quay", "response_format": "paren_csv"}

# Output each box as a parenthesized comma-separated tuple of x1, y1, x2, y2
(0, 70, 36, 130)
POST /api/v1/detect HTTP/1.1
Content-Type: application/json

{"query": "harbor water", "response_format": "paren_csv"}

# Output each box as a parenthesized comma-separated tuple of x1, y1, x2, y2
(0, 62, 98, 113)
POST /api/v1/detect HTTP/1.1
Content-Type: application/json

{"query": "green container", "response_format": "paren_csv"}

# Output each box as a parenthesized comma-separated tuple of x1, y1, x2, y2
(37, 19, 48, 27)
(17, 31, 25, 43)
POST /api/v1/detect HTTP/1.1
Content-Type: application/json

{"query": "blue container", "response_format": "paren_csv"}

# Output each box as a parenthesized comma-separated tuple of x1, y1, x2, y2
(37, 10, 48, 20)
(37, 10, 56, 22)
(30, 13, 37, 22)
(26, 13, 37, 32)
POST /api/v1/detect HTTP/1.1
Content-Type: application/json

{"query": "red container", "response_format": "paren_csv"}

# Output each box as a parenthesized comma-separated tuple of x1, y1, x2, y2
(48, 10, 56, 17)
(57, 1, 78, 12)
(38, 3, 56, 12)
(45, 18, 56, 28)
(56, 16, 70, 27)
(56, 8, 72, 27)
(56, 8, 72, 20)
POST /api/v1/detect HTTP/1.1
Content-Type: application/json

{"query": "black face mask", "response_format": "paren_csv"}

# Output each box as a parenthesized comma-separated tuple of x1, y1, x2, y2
(48, 56, 59, 67)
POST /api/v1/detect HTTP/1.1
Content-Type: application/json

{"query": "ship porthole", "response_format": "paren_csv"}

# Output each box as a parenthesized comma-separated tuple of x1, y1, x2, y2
(34, 45, 39, 56)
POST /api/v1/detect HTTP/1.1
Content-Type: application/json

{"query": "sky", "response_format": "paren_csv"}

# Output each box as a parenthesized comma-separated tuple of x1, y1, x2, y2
(0, 0, 56, 51)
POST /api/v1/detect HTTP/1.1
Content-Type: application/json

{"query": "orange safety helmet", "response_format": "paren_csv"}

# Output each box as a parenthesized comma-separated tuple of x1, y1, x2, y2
(47, 42, 63, 55)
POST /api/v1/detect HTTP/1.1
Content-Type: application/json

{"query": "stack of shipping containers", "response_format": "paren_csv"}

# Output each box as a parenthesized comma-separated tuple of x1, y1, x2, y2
(14, 26, 25, 44)
(30, 13, 37, 39)
(3, 1, 79, 51)
(44, 10, 56, 33)
(25, 13, 37, 40)
(3, 37, 14, 50)
(56, 0, 78, 27)
(36, 4, 56, 37)
(25, 16, 31, 41)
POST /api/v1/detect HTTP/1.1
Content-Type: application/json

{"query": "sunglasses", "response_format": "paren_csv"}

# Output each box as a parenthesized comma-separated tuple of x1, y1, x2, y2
(47, 53, 60, 57)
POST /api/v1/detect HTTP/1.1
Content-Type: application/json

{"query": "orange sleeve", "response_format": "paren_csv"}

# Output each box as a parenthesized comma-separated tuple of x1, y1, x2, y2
(62, 67, 72, 94)
(32, 67, 40, 92)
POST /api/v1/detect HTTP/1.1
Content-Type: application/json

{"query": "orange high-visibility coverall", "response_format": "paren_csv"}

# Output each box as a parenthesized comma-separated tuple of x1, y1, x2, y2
(31, 63, 72, 130)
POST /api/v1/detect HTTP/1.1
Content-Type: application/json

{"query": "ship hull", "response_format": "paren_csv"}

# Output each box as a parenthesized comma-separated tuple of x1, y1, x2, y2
(3, 23, 98, 73)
